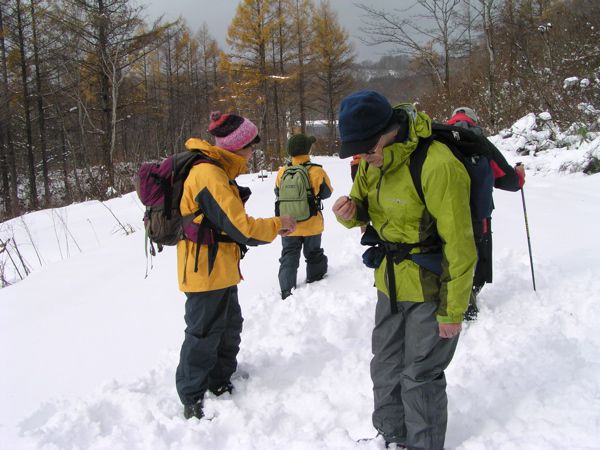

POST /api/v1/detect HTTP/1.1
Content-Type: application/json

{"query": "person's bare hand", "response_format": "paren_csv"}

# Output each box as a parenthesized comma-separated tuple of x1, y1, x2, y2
(332, 196, 356, 221)
(439, 322, 462, 339)
(515, 163, 526, 179)
(278, 215, 297, 236)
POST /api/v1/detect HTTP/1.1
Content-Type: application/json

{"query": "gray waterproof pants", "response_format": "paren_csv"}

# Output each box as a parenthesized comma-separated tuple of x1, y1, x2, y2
(175, 286, 243, 405)
(278, 234, 327, 292)
(371, 291, 459, 450)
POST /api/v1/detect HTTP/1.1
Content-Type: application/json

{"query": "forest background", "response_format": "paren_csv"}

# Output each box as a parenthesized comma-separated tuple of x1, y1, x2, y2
(0, 0, 598, 221)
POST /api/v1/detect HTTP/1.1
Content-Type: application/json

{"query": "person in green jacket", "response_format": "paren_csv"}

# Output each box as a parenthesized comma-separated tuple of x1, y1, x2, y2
(332, 90, 477, 450)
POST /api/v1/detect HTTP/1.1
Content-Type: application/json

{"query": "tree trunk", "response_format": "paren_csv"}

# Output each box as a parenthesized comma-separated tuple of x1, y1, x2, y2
(165, 33, 175, 153)
(481, 0, 497, 128)
(58, 115, 72, 205)
(443, 37, 450, 92)
(109, 54, 123, 194)
(16, 0, 39, 209)
(259, 42, 268, 173)
(271, 37, 282, 160)
(0, 4, 13, 216)
(202, 47, 210, 133)
(295, 0, 307, 133)
(97, 0, 114, 190)
(30, 0, 50, 206)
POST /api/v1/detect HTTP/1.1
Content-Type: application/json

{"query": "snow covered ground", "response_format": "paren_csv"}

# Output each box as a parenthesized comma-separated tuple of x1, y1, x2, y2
(1, 125, 600, 449)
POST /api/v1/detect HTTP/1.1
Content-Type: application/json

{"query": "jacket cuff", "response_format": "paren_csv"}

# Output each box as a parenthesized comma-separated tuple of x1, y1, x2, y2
(436, 313, 463, 324)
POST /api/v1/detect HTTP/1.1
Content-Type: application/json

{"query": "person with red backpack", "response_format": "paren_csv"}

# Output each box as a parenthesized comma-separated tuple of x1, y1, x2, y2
(448, 107, 526, 320)
(175, 111, 296, 420)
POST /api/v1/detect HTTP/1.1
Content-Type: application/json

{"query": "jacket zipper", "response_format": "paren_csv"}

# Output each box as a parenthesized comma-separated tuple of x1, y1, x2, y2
(376, 150, 394, 204)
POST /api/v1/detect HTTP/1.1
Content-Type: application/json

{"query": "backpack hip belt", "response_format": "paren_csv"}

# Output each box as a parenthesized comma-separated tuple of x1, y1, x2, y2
(183, 218, 248, 276)
(360, 225, 442, 314)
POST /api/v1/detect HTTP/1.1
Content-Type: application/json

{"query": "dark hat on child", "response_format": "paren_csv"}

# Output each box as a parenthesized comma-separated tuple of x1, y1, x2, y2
(338, 90, 394, 159)
(208, 111, 260, 151)
(287, 133, 316, 156)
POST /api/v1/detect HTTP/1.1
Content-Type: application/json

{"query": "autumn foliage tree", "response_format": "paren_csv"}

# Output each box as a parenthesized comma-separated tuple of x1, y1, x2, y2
(226, 0, 277, 170)
(0, 0, 354, 220)
(310, 0, 355, 151)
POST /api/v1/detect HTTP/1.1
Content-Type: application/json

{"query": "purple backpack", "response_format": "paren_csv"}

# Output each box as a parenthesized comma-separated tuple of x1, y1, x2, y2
(136, 151, 217, 255)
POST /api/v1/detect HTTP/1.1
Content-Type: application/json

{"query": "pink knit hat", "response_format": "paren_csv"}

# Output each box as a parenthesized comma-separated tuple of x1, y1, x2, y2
(207, 111, 260, 151)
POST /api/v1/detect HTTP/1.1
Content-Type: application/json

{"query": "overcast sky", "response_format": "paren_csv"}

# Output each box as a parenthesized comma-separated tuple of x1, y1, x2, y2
(140, 0, 415, 62)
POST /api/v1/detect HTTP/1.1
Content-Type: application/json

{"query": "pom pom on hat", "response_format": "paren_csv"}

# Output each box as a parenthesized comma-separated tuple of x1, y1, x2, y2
(208, 111, 259, 151)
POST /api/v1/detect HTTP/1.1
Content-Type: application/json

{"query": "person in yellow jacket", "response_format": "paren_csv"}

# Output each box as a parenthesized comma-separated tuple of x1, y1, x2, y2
(176, 111, 296, 420)
(332, 91, 476, 450)
(275, 134, 333, 299)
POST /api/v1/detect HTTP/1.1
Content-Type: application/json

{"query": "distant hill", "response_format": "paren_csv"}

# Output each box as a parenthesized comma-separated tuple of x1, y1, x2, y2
(352, 54, 431, 104)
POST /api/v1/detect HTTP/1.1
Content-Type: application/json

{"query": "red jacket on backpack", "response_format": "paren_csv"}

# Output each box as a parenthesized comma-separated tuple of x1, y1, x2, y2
(447, 112, 525, 189)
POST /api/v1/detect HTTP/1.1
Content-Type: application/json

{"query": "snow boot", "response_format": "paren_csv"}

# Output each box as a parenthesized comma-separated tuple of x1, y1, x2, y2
(385, 441, 407, 450)
(183, 400, 204, 420)
(281, 289, 292, 300)
(464, 289, 479, 321)
(209, 381, 234, 397)
(306, 273, 326, 283)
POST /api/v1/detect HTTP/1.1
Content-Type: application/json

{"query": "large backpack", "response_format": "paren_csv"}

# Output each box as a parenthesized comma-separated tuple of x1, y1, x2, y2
(409, 122, 495, 238)
(275, 162, 321, 221)
(136, 150, 218, 255)
(359, 123, 496, 315)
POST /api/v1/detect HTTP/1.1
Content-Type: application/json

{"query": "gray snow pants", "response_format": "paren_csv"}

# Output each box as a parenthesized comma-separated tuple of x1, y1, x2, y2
(175, 286, 243, 406)
(278, 234, 328, 292)
(371, 291, 459, 450)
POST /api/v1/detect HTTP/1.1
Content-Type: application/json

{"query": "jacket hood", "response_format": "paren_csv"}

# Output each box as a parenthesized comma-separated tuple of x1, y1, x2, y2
(184, 138, 248, 179)
(395, 103, 432, 142)
(382, 104, 433, 167)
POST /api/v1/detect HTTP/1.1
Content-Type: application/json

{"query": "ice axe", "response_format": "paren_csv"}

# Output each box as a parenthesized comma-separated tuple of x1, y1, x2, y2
(516, 162, 536, 291)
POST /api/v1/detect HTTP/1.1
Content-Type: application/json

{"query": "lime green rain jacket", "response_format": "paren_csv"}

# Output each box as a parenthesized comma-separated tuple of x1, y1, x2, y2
(338, 106, 477, 323)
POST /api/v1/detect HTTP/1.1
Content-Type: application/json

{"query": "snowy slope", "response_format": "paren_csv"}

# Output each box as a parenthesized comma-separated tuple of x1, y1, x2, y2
(1, 144, 600, 449)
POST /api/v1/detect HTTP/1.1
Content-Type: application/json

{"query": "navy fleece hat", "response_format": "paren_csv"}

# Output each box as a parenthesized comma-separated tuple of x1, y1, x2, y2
(338, 90, 394, 158)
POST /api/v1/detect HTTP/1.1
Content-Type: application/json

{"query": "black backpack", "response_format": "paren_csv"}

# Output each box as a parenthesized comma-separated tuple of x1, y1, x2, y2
(409, 123, 495, 238)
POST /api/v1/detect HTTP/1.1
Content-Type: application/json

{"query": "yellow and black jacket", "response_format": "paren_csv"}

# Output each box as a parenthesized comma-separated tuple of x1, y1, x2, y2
(177, 138, 282, 292)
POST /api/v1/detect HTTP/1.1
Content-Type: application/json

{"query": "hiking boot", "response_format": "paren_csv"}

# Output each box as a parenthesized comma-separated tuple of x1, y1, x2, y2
(306, 273, 326, 283)
(183, 400, 204, 420)
(464, 289, 479, 321)
(464, 302, 479, 321)
(281, 289, 292, 300)
(209, 381, 234, 397)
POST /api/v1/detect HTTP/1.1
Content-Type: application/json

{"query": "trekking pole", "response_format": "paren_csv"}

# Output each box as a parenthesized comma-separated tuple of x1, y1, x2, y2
(516, 163, 536, 291)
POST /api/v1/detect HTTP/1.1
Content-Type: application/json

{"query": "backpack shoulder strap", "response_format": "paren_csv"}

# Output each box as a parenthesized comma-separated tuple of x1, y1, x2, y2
(302, 161, 322, 168)
(409, 136, 433, 206)
(172, 149, 222, 179)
